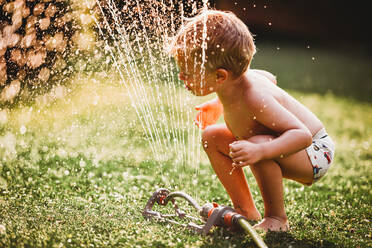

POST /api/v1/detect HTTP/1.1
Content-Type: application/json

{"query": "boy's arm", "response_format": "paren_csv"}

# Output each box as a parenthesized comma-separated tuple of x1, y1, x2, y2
(250, 69, 277, 85)
(230, 93, 312, 165)
(195, 97, 223, 129)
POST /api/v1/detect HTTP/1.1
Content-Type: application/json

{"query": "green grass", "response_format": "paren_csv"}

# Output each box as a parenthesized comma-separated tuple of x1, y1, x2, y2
(0, 71, 371, 248)
(1, 41, 372, 247)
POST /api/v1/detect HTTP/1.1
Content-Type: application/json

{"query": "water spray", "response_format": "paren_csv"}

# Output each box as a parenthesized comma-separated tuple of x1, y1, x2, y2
(143, 188, 268, 248)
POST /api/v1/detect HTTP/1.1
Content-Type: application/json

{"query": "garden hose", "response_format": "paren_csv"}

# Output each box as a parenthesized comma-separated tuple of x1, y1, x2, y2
(238, 218, 268, 248)
(143, 188, 269, 248)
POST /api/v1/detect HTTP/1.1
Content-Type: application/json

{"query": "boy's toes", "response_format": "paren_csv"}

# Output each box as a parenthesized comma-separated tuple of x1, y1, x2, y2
(253, 217, 290, 232)
(253, 223, 268, 232)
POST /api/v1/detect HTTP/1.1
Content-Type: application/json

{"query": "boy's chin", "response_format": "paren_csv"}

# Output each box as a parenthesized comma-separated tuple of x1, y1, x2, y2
(192, 90, 212, 96)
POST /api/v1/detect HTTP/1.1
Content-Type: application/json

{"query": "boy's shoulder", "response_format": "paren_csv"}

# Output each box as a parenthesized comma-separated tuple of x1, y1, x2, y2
(242, 72, 281, 112)
(242, 86, 270, 111)
(249, 69, 277, 85)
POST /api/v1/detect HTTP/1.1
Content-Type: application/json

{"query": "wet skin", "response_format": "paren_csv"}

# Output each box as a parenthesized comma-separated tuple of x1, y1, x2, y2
(176, 55, 324, 231)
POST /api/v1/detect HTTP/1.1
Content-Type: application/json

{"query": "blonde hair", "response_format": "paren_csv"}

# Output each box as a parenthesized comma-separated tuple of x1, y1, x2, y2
(170, 10, 256, 77)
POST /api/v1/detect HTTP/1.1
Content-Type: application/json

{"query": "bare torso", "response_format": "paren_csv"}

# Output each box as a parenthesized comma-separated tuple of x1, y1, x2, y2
(221, 70, 324, 140)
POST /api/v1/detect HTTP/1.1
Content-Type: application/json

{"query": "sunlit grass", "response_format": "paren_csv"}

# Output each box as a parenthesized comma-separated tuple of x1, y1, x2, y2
(0, 69, 371, 247)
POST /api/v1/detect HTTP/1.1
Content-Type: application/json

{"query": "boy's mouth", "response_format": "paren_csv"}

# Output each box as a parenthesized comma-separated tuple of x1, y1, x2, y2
(184, 84, 192, 91)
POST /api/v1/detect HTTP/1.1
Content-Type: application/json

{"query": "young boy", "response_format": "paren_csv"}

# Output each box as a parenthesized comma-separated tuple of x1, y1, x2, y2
(170, 10, 335, 231)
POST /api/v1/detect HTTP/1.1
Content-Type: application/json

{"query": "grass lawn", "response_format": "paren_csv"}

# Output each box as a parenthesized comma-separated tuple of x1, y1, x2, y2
(0, 45, 371, 247)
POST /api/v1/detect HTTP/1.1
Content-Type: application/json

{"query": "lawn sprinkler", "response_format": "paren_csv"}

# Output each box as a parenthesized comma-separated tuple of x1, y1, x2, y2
(143, 188, 268, 248)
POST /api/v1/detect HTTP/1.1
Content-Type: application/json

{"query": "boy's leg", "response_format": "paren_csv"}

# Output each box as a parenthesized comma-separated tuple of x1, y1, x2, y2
(246, 135, 314, 231)
(202, 124, 261, 220)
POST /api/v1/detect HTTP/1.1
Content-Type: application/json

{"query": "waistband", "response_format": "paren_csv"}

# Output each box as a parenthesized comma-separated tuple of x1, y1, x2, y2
(313, 128, 328, 139)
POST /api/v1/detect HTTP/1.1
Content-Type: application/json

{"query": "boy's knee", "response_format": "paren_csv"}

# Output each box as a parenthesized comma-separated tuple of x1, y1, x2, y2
(201, 125, 219, 148)
(201, 124, 234, 151)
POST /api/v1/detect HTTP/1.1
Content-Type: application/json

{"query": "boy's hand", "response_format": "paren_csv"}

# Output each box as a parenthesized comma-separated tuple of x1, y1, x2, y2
(229, 140, 263, 167)
(195, 98, 223, 129)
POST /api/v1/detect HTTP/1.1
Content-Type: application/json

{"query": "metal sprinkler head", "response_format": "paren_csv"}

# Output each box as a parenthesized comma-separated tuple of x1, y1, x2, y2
(143, 188, 268, 248)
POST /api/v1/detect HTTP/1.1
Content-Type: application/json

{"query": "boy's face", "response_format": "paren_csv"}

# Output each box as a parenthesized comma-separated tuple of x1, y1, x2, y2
(176, 53, 218, 96)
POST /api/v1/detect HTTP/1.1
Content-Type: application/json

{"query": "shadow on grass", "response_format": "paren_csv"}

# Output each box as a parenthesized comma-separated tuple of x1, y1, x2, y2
(265, 232, 339, 248)
(200, 230, 340, 248)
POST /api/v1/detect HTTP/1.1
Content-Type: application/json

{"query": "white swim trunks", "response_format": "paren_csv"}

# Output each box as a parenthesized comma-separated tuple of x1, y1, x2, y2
(305, 128, 335, 184)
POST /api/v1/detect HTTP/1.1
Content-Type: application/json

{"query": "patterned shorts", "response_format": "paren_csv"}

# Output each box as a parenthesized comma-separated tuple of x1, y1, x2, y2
(305, 128, 335, 184)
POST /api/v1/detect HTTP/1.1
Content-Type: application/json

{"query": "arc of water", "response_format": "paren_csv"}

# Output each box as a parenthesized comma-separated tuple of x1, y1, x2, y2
(93, 0, 162, 160)
(92, 0, 211, 189)
(157, 0, 188, 166)
(105, 0, 168, 159)
(133, 0, 180, 160)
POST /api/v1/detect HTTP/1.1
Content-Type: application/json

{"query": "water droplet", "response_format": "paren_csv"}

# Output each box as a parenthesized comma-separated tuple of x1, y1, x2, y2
(0, 224, 6, 234)
(20, 125, 27, 134)
(79, 160, 86, 167)
(0, 110, 8, 124)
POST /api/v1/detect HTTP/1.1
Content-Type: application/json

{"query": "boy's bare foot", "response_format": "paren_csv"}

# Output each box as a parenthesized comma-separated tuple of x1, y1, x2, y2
(236, 208, 262, 221)
(253, 216, 289, 232)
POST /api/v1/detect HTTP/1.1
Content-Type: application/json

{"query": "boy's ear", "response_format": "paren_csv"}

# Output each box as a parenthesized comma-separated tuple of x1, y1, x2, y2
(216, 68, 229, 83)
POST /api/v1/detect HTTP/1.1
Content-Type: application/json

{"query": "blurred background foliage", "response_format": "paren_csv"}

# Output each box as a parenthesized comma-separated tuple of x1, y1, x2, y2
(212, 0, 371, 102)
(0, 0, 100, 107)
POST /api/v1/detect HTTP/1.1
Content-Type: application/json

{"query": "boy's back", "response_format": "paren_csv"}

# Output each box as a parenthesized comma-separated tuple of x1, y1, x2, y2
(221, 70, 324, 141)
